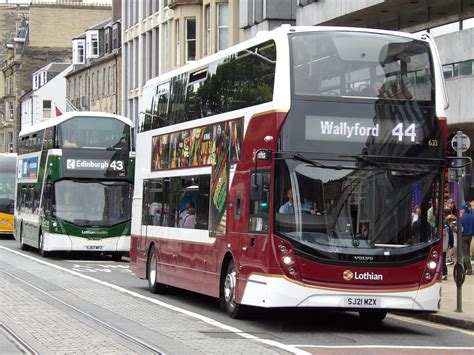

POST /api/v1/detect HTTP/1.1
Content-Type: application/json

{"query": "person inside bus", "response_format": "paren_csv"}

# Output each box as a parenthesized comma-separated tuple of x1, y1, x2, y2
(182, 207, 197, 229)
(179, 201, 195, 227)
(63, 138, 78, 148)
(279, 188, 317, 215)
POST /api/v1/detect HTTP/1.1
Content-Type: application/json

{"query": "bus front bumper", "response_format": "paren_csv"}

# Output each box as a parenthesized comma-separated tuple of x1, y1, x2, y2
(241, 274, 441, 312)
(42, 231, 130, 252)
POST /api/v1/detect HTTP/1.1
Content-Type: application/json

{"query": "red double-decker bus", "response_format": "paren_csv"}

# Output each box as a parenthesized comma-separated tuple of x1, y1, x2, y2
(131, 26, 449, 321)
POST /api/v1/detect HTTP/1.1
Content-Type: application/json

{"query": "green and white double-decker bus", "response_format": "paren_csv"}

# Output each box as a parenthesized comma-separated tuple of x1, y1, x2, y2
(15, 112, 134, 259)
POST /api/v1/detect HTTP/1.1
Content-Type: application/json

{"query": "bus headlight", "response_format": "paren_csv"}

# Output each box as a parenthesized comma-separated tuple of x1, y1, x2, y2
(282, 255, 293, 265)
(424, 272, 432, 280)
(427, 261, 437, 270)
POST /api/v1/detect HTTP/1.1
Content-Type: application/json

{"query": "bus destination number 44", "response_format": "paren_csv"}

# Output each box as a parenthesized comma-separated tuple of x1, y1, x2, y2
(392, 123, 416, 142)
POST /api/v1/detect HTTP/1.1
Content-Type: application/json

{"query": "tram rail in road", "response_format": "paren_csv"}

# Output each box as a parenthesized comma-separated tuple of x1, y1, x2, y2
(0, 323, 38, 355)
(1, 270, 166, 355)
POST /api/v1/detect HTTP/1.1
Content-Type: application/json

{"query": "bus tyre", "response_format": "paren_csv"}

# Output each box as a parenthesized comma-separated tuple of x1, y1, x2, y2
(19, 224, 28, 251)
(223, 260, 248, 319)
(112, 253, 122, 262)
(38, 231, 50, 258)
(359, 309, 387, 322)
(147, 246, 167, 294)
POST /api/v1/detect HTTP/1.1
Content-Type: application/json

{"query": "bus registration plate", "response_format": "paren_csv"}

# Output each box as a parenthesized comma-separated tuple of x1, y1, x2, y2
(344, 297, 380, 308)
(85, 245, 104, 250)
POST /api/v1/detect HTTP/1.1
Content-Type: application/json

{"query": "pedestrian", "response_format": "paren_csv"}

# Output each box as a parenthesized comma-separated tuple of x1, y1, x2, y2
(442, 214, 456, 280)
(460, 204, 474, 275)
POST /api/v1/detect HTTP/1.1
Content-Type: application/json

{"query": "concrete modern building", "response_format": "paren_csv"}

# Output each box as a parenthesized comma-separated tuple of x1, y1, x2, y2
(293, 0, 474, 197)
(20, 63, 72, 128)
(66, 16, 122, 114)
(239, 0, 296, 39)
(0, 1, 112, 153)
(122, 0, 241, 125)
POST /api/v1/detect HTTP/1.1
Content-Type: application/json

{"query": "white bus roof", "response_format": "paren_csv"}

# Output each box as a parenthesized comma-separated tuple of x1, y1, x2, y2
(19, 111, 133, 137)
(143, 25, 430, 90)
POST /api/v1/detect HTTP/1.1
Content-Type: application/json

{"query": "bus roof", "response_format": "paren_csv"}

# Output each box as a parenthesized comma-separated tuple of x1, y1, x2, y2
(19, 111, 133, 137)
(142, 25, 430, 90)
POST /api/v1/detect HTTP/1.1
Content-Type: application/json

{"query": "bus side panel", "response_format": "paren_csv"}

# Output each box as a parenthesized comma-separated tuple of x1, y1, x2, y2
(229, 111, 288, 304)
(130, 234, 146, 278)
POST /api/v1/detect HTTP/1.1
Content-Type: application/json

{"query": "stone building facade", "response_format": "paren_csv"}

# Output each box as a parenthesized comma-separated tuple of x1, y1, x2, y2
(66, 16, 122, 115)
(0, 4, 29, 153)
(0, 2, 112, 153)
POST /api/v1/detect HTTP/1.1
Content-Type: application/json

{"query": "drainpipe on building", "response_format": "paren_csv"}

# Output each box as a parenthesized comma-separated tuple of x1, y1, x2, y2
(115, 54, 118, 115)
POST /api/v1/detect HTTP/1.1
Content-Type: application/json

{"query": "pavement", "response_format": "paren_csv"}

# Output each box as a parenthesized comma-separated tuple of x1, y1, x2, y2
(399, 260, 474, 330)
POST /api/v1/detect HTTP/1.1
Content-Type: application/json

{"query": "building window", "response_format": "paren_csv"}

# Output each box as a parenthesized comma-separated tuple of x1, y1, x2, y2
(443, 60, 474, 80)
(40, 71, 47, 86)
(91, 33, 99, 56)
(217, 3, 229, 51)
(8, 132, 13, 153)
(205, 5, 211, 54)
(443, 65, 453, 79)
(8, 103, 13, 121)
(104, 28, 110, 53)
(175, 20, 180, 66)
(112, 25, 119, 49)
(78, 41, 84, 63)
(87, 31, 99, 58)
(5, 78, 10, 95)
(185, 18, 196, 62)
(91, 73, 95, 98)
(43, 100, 52, 119)
(103, 68, 106, 96)
(73, 40, 85, 64)
(108, 66, 111, 95)
(33, 75, 39, 90)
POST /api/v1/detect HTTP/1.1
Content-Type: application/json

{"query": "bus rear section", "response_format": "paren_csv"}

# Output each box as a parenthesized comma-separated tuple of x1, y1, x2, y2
(15, 112, 134, 258)
(0, 153, 16, 236)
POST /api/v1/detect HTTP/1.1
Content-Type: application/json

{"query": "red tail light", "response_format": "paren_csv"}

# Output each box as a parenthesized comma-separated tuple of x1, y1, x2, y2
(274, 236, 301, 281)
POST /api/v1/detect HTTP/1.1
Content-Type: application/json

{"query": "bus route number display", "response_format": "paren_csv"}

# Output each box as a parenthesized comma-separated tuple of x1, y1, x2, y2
(306, 116, 419, 144)
(66, 159, 125, 171)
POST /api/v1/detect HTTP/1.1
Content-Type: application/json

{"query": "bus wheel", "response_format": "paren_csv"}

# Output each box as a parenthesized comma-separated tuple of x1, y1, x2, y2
(359, 310, 387, 322)
(19, 224, 29, 251)
(38, 231, 50, 258)
(147, 246, 167, 294)
(111, 253, 122, 262)
(223, 260, 248, 319)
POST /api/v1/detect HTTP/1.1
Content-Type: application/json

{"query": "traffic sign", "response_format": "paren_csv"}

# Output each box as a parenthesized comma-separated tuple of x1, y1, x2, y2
(451, 133, 470, 153)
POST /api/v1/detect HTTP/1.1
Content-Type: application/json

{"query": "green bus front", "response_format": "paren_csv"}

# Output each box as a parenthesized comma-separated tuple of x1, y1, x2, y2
(16, 113, 134, 258)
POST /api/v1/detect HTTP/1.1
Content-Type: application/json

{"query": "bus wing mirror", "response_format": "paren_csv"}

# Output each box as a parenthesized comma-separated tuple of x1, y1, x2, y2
(250, 173, 263, 201)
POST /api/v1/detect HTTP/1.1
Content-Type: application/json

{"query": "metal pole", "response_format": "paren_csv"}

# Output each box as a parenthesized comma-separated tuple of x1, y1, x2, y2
(455, 130, 464, 312)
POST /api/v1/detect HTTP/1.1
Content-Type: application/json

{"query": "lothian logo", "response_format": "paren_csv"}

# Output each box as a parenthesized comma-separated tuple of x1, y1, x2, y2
(343, 270, 354, 281)
(343, 270, 383, 281)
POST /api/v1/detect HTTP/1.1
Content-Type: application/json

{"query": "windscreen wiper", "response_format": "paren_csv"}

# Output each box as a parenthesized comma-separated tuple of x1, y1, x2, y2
(341, 154, 443, 174)
(293, 153, 345, 170)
